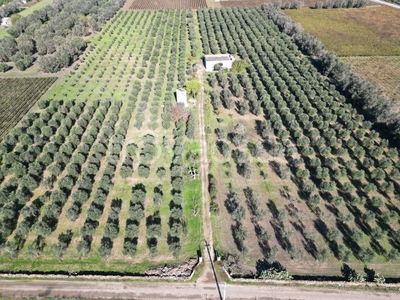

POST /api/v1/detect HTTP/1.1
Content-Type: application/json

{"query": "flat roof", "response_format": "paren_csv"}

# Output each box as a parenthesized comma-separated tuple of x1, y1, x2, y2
(205, 54, 233, 62)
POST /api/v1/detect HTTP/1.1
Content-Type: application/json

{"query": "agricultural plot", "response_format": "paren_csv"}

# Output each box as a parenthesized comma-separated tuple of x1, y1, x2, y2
(0, 77, 57, 139)
(126, 0, 207, 10)
(340, 56, 400, 101)
(0, 10, 202, 273)
(199, 7, 400, 277)
(284, 6, 400, 56)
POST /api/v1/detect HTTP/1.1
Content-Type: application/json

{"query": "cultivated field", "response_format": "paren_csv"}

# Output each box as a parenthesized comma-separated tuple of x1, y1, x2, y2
(199, 7, 400, 278)
(0, 10, 202, 273)
(341, 56, 400, 101)
(0, 77, 57, 139)
(125, 0, 207, 10)
(284, 6, 400, 56)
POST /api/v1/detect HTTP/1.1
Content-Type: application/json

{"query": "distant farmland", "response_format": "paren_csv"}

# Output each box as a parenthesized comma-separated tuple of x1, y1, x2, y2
(0, 77, 57, 139)
(284, 6, 400, 56)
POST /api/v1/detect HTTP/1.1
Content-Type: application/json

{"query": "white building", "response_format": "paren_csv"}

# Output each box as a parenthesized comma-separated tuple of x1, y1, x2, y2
(176, 88, 188, 107)
(1, 17, 11, 27)
(204, 54, 235, 72)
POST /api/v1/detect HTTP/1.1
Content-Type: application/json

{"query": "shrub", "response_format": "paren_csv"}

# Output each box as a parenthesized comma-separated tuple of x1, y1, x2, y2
(156, 167, 166, 178)
(138, 164, 150, 178)
(123, 238, 137, 257)
(259, 268, 293, 280)
(0, 63, 9, 72)
(98, 238, 112, 258)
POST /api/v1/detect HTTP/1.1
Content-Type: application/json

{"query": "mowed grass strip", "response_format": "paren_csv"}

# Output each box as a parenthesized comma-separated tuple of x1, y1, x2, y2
(284, 6, 400, 56)
(341, 56, 400, 100)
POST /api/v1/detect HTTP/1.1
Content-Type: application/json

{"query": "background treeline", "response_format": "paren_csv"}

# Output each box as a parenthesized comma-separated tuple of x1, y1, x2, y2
(313, 0, 368, 9)
(0, 0, 124, 72)
(272, 0, 367, 10)
(262, 3, 400, 145)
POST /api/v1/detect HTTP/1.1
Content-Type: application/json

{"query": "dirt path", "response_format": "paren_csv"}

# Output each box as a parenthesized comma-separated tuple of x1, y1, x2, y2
(196, 63, 217, 287)
(369, 0, 400, 9)
(0, 280, 399, 299)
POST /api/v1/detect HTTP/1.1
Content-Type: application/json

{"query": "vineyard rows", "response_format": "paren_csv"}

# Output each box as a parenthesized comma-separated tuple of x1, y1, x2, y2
(127, 0, 207, 10)
(199, 7, 400, 276)
(0, 77, 57, 139)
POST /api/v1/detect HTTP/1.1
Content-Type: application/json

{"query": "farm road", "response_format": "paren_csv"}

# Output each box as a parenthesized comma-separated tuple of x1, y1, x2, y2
(370, 0, 400, 9)
(196, 62, 216, 287)
(0, 280, 400, 299)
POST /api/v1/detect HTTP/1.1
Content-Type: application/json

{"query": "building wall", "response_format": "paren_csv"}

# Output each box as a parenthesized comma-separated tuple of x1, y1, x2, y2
(176, 89, 188, 107)
(205, 59, 234, 72)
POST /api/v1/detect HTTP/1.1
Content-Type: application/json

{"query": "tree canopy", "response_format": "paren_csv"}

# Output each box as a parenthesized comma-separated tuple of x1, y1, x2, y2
(185, 79, 201, 98)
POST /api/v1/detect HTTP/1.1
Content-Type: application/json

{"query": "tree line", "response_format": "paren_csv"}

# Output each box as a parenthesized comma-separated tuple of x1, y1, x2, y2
(0, 0, 124, 72)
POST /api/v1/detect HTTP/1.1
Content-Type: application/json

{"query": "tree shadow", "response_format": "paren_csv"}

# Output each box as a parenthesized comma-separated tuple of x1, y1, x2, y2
(255, 259, 285, 275)
(313, 218, 339, 259)
(336, 220, 361, 260)
(266, 199, 279, 220)
(231, 223, 245, 253)
(291, 221, 318, 259)
(270, 219, 291, 251)
(364, 266, 376, 282)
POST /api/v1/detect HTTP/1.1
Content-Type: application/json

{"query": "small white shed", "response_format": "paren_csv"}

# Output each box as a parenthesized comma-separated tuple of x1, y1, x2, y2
(176, 88, 188, 107)
(204, 54, 235, 72)
(1, 17, 11, 27)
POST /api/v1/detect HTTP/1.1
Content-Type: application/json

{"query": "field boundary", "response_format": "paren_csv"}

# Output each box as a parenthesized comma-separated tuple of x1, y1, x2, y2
(0, 259, 200, 281)
(221, 266, 400, 288)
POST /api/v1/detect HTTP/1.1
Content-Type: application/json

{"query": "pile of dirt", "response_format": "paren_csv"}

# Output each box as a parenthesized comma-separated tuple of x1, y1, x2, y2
(145, 258, 198, 278)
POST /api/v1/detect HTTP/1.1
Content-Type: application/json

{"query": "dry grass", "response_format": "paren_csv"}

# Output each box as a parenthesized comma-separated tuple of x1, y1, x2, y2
(285, 6, 400, 56)
(341, 56, 400, 100)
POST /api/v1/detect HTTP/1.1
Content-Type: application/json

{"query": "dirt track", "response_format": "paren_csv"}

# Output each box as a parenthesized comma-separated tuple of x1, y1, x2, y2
(1, 280, 400, 299)
(196, 62, 216, 286)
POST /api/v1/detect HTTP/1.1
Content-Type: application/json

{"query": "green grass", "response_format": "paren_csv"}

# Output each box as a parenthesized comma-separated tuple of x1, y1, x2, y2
(284, 7, 400, 56)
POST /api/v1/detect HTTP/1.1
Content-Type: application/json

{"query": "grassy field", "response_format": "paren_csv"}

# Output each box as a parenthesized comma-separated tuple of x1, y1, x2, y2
(341, 56, 400, 100)
(0, 0, 53, 38)
(0, 10, 202, 273)
(284, 6, 400, 56)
